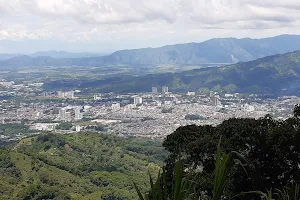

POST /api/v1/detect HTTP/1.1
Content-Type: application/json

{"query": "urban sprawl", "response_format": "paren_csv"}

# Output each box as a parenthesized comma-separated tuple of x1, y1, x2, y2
(0, 80, 298, 143)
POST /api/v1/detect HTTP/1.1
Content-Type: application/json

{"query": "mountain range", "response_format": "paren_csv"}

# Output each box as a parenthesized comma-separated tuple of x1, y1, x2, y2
(103, 34, 300, 65)
(0, 54, 21, 61)
(1, 34, 300, 67)
(0, 51, 102, 61)
(30, 51, 102, 59)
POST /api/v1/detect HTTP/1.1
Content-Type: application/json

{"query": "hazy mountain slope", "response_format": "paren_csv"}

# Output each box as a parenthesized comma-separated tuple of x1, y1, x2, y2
(235, 35, 300, 58)
(0, 55, 70, 68)
(101, 34, 300, 65)
(44, 51, 300, 95)
(1, 35, 300, 67)
(0, 54, 20, 61)
(30, 51, 101, 59)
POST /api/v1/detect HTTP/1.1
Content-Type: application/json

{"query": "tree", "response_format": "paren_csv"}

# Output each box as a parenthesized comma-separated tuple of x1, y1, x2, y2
(56, 122, 73, 130)
(294, 104, 300, 117)
(134, 139, 246, 200)
(163, 105, 300, 199)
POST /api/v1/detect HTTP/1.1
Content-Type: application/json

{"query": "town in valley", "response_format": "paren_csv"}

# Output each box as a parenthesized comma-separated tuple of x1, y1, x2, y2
(0, 79, 298, 143)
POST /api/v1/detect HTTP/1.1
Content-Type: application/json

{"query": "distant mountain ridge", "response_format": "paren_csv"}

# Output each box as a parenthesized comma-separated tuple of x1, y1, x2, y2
(1, 34, 300, 67)
(29, 51, 102, 58)
(104, 34, 300, 65)
(0, 51, 101, 62)
(0, 54, 21, 61)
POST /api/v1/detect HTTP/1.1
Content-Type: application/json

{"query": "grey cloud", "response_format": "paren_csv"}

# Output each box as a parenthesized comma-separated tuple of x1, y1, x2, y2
(244, 0, 300, 10)
(191, 20, 294, 30)
(16, 0, 178, 24)
(0, 0, 300, 43)
(180, 0, 300, 26)
(1, 0, 300, 26)
(0, 1, 18, 14)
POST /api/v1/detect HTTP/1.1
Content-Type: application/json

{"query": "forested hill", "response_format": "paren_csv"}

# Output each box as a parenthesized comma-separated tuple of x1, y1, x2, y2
(0, 132, 167, 200)
(1, 35, 300, 67)
(100, 34, 300, 65)
(44, 50, 300, 95)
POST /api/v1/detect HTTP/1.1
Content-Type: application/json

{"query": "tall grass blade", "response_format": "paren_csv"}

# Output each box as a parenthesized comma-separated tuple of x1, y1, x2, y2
(156, 172, 163, 200)
(133, 182, 146, 200)
(213, 137, 235, 200)
(162, 169, 168, 200)
(174, 159, 183, 200)
(148, 171, 156, 198)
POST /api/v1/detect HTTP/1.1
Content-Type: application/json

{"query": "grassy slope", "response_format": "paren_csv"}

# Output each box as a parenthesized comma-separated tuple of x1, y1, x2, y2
(0, 132, 167, 200)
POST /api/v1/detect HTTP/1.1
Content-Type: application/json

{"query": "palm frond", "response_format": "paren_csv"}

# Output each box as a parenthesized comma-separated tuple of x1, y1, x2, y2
(212, 137, 235, 200)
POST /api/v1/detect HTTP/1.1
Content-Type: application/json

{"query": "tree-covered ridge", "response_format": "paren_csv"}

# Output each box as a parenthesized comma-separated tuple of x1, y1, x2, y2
(160, 105, 300, 199)
(44, 50, 300, 95)
(0, 132, 167, 200)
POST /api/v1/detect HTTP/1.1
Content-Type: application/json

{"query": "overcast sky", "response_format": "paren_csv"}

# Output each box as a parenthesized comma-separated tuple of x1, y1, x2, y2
(0, 0, 300, 54)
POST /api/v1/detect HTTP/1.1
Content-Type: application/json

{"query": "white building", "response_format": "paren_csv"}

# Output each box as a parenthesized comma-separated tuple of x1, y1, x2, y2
(213, 95, 221, 106)
(58, 91, 64, 98)
(162, 86, 169, 94)
(65, 112, 72, 122)
(75, 125, 82, 132)
(164, 101, 172, 105)
(0, 81, 14, 87)
(94, 94, 102, 100)
(58, 91, 75, 99)
(124, 104, 136, 111)
(111, 103, 121, 110)
(152, 87, 158, 94)
(244, 104, 255, 112)
(65, 91, 74, 99)
(59, 108, 67, 121)
(30, 123, 59, 131)
(225, 93, 234, 98)
(59, 107, 72, 121)
(74, 107, 83, 120)
(133, 97, 143, 105)
(187, 91, 195, 96)
(84, 105, 92, 112)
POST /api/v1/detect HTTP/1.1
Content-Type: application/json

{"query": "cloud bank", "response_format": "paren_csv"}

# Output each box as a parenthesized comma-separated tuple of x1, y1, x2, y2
(0, 0, 299, 53)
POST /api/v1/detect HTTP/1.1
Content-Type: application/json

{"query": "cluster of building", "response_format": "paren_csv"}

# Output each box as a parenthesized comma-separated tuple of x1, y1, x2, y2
(57, 91, 75, 99)
(0, 84, 299, 141)
(152, 86, 169, 94)
(0, 80, 15, 87)
(59, 106, 83, 121)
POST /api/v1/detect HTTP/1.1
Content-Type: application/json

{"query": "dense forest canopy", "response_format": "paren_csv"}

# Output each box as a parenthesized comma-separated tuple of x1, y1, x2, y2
(162, 104, 300, 199)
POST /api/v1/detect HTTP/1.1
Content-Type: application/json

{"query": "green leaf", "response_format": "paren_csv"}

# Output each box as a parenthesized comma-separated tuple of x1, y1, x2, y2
(133, 182, 145, 200)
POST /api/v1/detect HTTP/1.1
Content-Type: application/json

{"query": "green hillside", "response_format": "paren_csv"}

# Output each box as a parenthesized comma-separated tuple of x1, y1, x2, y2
(45, 50, 300, 95)
(0, 132, 167, 200)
